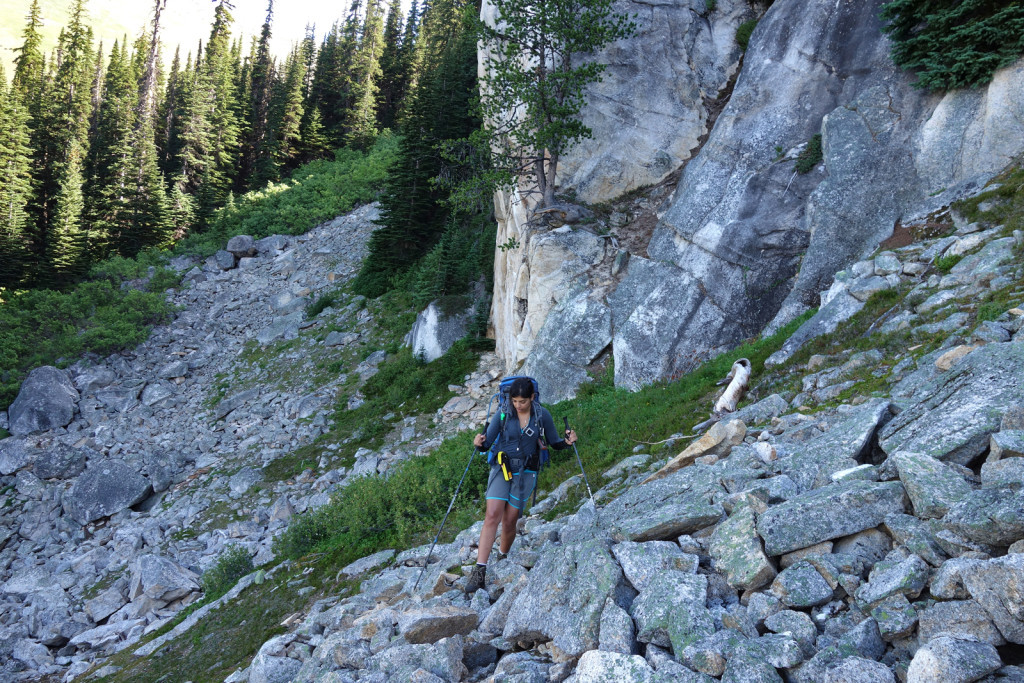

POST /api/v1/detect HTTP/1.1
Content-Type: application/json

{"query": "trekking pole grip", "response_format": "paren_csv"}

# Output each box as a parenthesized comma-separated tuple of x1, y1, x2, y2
(563, 416, 572, 438)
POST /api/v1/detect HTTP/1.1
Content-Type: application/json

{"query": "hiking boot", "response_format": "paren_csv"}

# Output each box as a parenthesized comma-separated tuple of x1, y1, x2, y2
(465, 564, 486, 594)
(495, 551, 508, 562)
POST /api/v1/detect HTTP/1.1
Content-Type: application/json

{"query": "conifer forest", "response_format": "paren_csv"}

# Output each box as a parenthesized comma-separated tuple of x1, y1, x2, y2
(0, 0, 483, 295)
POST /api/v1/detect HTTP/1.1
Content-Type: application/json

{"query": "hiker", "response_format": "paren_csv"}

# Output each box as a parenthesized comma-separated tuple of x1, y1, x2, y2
(465, 377, 577, 593)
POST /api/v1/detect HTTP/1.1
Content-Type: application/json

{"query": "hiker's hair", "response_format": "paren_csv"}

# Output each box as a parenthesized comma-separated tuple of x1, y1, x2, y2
(509, 377, 535, 399)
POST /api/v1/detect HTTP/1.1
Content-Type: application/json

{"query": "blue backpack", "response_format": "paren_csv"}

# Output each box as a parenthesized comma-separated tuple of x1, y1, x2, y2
(483, 375, 550, 469)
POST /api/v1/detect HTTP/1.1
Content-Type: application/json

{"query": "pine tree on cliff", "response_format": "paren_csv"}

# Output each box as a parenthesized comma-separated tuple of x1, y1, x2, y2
(476, 0, 635, 207)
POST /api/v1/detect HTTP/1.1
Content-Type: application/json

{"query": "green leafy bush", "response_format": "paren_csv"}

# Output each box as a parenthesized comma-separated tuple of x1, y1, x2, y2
(177, 134, 399, 258)
(933, 252, 964, 274)
(0, 282, 175, 405)
(880, 0, 1024, 90)
(736, 19, 758, 51)
(200, 546, 254, 601)
(795, 134, 823, 174)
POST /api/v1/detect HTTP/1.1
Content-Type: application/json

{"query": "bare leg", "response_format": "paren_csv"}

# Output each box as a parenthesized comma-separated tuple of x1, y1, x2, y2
(500, 505, 521, 554)
(477, 499, 506, 564)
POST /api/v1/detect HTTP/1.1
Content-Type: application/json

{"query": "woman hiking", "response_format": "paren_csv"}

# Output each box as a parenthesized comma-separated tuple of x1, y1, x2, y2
(465, 377, 577, 593)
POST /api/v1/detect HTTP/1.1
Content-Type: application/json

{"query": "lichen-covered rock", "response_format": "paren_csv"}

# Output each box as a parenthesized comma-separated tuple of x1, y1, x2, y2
(598, 597, 636, 655)
(630, 572, 713, 655)
(906, 636, 1002, 683)
(918, 599, 1005, 646)
(771, 562, 834, 608)
(944, 486, 1024, 547)
(366, 634, 467, 681)
(959, 554, 1024, 644)
(891, 451, 973, 518)
(989, 430, 1024, 461)
(854, 554, 929, 609)
(610, 541, 698, 593)
(883, 514, 948, 567)
(710, 503, 777, 591)
(502, 539, 625, 657)
(870, 594, 918, 641)
(763, 610, 817, 656)
(130, 554, 200, 603)
(779, 400, 893, 492)
(756, 480, 908, 556)
(600, 465, 724, 541)
(572, 650, 657, 682)
(880, 342, 1024, 465)
(823, 657, 897, 683)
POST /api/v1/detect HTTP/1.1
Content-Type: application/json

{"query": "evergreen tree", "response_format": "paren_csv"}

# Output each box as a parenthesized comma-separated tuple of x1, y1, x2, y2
(158, 46, 183, 171)
(880, 0, 1024, 90)
(0, 70, 35, 288)
(377, 0, 406, 130)
(354, 0, 482, 296)
(31, 0, 96, 282)
(476, 0, 635, 206)
(270, 46, 306, 173)
(346, 0, 386, 148)
(240, 0, 278, 189)
(11, 0, 46, 110)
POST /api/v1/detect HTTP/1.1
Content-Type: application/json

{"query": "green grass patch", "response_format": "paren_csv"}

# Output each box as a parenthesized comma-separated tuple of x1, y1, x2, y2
(933, 252, 964, 274)
(262, 446, 322, 483)
(952, 164, 1024, 235)
(736, 18, 758, 51)
(795, 134, 824, 174)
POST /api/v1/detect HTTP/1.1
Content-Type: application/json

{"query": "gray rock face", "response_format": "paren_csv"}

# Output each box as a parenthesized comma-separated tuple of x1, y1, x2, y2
(918, 599, 1005, 646)
(880, 342, 1024, 465)
(64, 459, 152, 525)
(709, 504, 777, 591)
(397, 607, 478, 645)
(503, 539, 625, 657)
(854, 554, 929, 609)
(611, 540, 698, 593)
(599, 465, 724, 541)
(944, 486, 1024, 547)
(756, 480, 908, 556)
(33, 444, 90, 480)
(7, 366, 79, 436)
(630, 571, 713, 654)
(519, 288, 611, 403)
(824, 657, 897, 683)
(891, 452, 973, 519)
(0, 437, 33, 475)
(572, 650, 656, 682)
(771, 562, 834, 608)
(554, 0, 752, 203)
(225, 234, 256, 257)
(408, 300, 473, 363)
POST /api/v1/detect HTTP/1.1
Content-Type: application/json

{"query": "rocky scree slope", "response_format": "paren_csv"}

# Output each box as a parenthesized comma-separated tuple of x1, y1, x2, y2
(215, 193, 1024, 680)
(0, 203, 504, 682)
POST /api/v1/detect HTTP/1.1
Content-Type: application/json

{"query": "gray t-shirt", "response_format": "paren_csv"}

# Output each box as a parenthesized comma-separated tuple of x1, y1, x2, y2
(481, 404, 568, 470)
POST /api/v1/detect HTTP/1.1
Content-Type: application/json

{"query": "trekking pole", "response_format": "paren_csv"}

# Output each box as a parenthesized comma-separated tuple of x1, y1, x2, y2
(414, 433, 481, 592)
(564, 417, 598, 520)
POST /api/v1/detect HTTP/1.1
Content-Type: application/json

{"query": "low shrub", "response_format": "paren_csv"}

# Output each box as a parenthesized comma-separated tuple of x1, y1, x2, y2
(200, 546, 255, 601)
(795, 134, 823, 174)
(736, 19, 758, 51)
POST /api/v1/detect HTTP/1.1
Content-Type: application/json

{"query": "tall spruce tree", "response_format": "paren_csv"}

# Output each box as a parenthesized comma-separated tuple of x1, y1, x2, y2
(376, 0, 406, 130)
(0, 69, 35, 288)
(270, 46, 306, 173)
(239, 0, 277, 190)
(346, 0, 386, 148)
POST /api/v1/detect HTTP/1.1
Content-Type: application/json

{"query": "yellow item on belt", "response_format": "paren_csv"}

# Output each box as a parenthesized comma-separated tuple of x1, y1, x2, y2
(497, 451, 512, 481)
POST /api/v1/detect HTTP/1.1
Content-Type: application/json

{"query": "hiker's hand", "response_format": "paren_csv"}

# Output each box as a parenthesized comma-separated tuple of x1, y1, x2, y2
(564, 429, 577, 445)
(474, 433, 486, 448)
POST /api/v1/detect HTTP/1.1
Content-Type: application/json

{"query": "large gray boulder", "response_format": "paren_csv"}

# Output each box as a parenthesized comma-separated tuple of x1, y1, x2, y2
(891, 451, 973, 519)
(599, 464, 724, 541)
(630, 571, 713, 655)
(905, 636, 1002, 683)
(709, 503, 777, 591)
(130, 554, 200, 603)
(502, 538, 626, 658)
(408, 300, 473, 363)
(959, 554, 1024, 643)
(943, 486, 1024, 547)
(7, 366, 79, 436)
(756, 480, 907, 556)
(778, 399, 893, 492)
(880, 342, 1024, 465)
(64, 459, 152, 525)
(0, 438, 33, 475)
